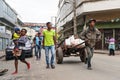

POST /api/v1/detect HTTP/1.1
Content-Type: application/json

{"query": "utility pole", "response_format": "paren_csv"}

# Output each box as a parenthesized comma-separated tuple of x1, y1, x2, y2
(73, 0, 77, 35)
(51, 16, 57, 40)
(55, 17, 57, 40)
(64, 0, 77, 35)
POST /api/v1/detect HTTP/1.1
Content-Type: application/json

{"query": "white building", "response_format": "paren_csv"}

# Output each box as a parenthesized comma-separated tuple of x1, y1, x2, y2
(57, 0, 120, 49)
(0, 0, 18, 50)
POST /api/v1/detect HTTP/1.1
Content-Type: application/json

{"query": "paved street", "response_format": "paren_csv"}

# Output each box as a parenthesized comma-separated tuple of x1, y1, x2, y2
(0, 50, 120, 80)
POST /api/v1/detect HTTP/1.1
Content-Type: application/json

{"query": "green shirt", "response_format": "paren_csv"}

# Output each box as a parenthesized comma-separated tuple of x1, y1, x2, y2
(43, 29, 55, 46)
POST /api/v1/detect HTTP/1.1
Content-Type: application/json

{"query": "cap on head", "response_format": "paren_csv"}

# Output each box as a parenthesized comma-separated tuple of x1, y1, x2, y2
(14, 27, 20, 33)
(88, 19, 96, 23)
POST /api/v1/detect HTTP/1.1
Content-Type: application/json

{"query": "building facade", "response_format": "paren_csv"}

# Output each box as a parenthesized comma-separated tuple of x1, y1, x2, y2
(23, 23, 46, 32)
(57, 0, 120, 50)
(0, 0, 18, 50)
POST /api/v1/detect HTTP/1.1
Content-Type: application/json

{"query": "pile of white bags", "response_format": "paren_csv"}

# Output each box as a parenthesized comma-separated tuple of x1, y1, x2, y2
(65, 35, 85, 46)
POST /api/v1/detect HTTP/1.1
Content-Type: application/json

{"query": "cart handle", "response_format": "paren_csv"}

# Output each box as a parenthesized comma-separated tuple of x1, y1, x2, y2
(57, 36, 69, 48)
(72, 42, 85, 49)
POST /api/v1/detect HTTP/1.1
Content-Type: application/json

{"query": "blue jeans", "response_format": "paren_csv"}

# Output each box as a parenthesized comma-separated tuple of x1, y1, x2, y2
(44, 46, 55, 65)
(86, 46, 94, 68)
(35, 45, 41, 59)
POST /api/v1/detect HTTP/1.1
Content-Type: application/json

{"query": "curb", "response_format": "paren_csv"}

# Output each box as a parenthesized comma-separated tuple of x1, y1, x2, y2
(94, 51, 120, 55)
(94, 52, 107, 54)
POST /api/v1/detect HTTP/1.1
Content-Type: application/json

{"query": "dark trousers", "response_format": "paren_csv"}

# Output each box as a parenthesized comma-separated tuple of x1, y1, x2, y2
(109, 49, 115, 56)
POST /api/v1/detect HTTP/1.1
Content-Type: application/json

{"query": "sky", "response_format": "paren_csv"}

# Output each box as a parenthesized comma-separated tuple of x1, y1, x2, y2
(5, 0, 58, 23)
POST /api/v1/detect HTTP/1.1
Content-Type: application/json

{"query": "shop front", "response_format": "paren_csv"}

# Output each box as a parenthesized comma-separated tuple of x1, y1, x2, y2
(95, 22, 120, 50)
(0, 32, 10, 51)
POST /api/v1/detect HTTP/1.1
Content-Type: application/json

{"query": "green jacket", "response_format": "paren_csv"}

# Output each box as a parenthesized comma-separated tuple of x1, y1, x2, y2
(80, 27, 101, 48)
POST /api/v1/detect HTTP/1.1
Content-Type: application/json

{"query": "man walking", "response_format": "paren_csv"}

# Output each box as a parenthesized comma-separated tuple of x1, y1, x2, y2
(80, 19, 101, 70)
(33, 32, 43, 60)
(43, 22, 56, 69)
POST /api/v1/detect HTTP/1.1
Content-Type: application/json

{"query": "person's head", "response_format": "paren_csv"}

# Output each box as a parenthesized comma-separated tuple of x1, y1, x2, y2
(21, 29, 27, 36)
(46, 22, 52, 30)
(74, 34, 79, 39)
(35, 34, 38, 37)
(89, 19, 96, 27)
(14, 27, 20, 34)
(38, 32, 41, 36)
(109, 36, 113, 39)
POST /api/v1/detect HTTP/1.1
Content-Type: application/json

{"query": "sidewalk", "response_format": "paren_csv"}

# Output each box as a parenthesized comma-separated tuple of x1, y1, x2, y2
(94, 50, 120, 55)
(0, 50, 5, 59)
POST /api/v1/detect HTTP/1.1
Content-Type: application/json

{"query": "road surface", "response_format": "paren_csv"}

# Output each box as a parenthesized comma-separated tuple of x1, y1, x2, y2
(0, 50, 120, 80)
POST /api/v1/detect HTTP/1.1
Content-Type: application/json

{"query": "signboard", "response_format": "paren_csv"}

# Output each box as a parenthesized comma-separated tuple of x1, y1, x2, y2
(0, 26, 6, 33)
(0, 32, 11, 38)
(23, 23, 46, 27)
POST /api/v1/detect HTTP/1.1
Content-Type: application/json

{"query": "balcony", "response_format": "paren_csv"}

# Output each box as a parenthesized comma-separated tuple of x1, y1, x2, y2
(0, 0, 17, 26)
(76, 0, 106, 7)
(76, 0, 120, 16)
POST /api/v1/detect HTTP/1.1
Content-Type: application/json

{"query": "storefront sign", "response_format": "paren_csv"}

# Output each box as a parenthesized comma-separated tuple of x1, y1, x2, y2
(0, 26, 6, 33)
(0, 32, 11, 38)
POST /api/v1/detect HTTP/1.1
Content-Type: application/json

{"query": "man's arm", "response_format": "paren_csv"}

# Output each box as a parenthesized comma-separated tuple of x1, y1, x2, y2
(80, 30, 86, 40)
(96, 29, 102, 41)
(33, 37, 36, 44)
(42, 31, 45, 47)
(24, 36, 28, 43)
(53, 36, 57, 45)
(43, 36, 44, 47)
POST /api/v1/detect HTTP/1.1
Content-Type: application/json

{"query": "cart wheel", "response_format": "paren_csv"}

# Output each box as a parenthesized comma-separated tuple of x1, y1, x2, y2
(79, 48, 86, 62)
(56, 47, 63, 64)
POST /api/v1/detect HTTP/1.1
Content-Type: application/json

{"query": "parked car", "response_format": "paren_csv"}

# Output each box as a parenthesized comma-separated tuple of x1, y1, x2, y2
(5, 40, 33, 60)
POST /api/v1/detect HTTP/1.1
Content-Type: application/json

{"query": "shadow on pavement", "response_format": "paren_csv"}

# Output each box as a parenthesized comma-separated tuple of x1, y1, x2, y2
(63, 60, 82, 65)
